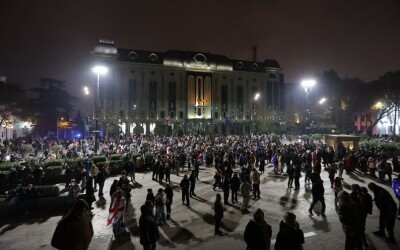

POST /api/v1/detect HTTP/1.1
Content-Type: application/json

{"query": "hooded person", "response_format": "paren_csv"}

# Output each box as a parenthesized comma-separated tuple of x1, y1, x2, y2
(275, 212, 304, 250)
(244, 208, 272, 250)
(368, 182, 397, 243)
(51, 199, 93, 250)
(336, 191, 363, 249)
(139, 200, 160, 250)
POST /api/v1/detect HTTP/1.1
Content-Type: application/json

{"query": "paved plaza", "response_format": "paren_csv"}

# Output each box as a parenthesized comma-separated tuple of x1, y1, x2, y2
(1, 164, 399, 250)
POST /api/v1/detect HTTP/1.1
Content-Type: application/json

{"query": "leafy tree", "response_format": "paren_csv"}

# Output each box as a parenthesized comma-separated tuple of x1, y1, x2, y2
(30, 78, 77, 135)
(0, 81, 28, 127)
(133, 124, 144, 135)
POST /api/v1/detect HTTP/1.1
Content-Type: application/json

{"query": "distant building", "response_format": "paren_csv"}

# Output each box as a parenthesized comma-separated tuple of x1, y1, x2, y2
(91, 40, 284, 135)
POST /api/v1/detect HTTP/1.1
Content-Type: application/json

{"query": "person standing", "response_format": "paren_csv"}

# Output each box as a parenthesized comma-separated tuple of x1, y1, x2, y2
(51, 199, 93, 250)
(214, 193, 224, 235)
(164, 163, 171, 183)
(275, 212, 304, 250)
(108, 187, 126, 234)
(244, 209, 272, 250)
(139, 201, 160, 250)
(66, 179, 80, 208)
(164, 183, 174, 219)
(85, 177, 96, 210)
(24, 184, 37, 215)
(293, 154, 302, 190)
(251, 168, 261, 200)
(333, 177, 343, 210)
(336, 191, 363, 250)
(118, 174, 131, 212)
(240, 177, 251, 214)
(328, 163, 337, 188)
(96, 168, 106, 197)
(368, 182, 397, 243)
(180, 174, 190, 207)
(308, 177, 326, 217)
(287, 162, 294, 189)
(89, 163, 99, 191)
(392, 174, 400, 220)
(230, 172, 240, 204)
(154, 188, 167, 225)
(189, 171, 197, 197)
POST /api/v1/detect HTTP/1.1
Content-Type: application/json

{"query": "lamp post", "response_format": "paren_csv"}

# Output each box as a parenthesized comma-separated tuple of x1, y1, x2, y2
(250, 92, 260, 134)
(92, 65, 108, 154)
(301, 79, 316, 134)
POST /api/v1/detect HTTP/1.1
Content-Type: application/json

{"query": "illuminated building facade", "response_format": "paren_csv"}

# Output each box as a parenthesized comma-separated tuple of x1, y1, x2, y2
(92, 40, 284, 135)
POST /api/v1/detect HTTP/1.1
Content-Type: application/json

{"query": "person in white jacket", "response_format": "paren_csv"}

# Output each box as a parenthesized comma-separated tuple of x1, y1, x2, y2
(155, 188, 167, 224)
(240, 177, 252, 214)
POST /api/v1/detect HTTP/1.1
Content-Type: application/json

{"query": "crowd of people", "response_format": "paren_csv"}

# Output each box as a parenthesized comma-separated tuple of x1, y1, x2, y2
(1, 134, 400, 249)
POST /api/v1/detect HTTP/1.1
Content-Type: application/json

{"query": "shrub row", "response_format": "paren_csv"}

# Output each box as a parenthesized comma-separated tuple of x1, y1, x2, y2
(0, 162, 20, 171)
(35, 185, 60, 197)
(109, 154, 122, 161)
(92, 156, 107, 165)
(45, 166, 63, 176)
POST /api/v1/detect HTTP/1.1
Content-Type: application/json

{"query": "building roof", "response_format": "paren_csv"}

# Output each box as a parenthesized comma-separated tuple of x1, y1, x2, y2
(93, 40, 281, 73)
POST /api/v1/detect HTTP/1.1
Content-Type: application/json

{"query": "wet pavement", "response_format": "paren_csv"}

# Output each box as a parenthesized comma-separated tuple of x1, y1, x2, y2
(0, 164, 399, 250)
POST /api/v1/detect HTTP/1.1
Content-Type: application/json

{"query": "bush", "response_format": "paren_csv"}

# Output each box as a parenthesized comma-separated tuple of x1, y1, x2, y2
(360, 133, 369, 141)
(108, 160, 123, 169)
(0, 162, 20, 171)
(96, 162, 107, 170)
(93, 156, 107, 165)
(301, 134, 310, 142)
(64, 158, 81, 169)
(35, 185, 60, 197)
(311, 134, 322, 141)
(45, 166, 63, 176)
(110, 154, 122, 161)
(286, 134, 295, 142)
(43, 159, 63, 168)
(271, 134, 280, 144)
(21, 144, 33, 157)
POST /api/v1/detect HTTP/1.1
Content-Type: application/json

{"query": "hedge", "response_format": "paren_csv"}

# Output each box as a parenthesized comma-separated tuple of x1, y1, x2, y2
(93, 156, 107, 165)
(0, 162, 20, 171)
(110, 154, 122, 161)
(96, 162, 107, 170)
(35, 185, 60, 197)
(108, 160, 123, 169)
(45, 166, 63, 176)
(43, 159, 63, 168)
(64, 158, 81, 169)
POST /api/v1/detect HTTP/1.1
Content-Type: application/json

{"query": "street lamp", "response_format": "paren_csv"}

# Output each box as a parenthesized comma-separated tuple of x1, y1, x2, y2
(251, 92, 260, 134)
(301, 79, 316, 133)
(92, 65, 108, 154)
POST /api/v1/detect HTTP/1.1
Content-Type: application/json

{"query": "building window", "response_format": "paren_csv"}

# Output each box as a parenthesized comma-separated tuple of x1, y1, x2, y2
(160, 111, 165, 119)
(214, 112, 219, 119)
(170, 111, 175, 119)
(179, 111, 183, 119)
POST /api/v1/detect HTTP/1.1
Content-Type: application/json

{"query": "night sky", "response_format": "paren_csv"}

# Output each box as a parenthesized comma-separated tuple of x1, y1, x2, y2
(1, 0, 399, 102)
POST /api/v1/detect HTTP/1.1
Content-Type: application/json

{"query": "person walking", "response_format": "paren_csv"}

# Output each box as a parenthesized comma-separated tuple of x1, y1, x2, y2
(240, 177, 251, 214)
(333, 177, 343, 210)
(164, 183, 174, 219)
(51, 199, 94, 250)
(96, 168, 106, 197)
(180, 174, 190, 207)
(336, 191, 363, 250)
(66, 179, 80, 208)
(189, 170, 197, 197)
(368, 182, 397, 243)
(222, 174, 231, 204)
(139, 201, 160, 250)
(293, 154, 302, 190)
(275, 212, 304, 250)
(214, 193, 224, 236)
(308, 177, 326, 217)
(230, 172, 240, 204)
(244, 208, 272, 250)
(85, 177, 96, 210)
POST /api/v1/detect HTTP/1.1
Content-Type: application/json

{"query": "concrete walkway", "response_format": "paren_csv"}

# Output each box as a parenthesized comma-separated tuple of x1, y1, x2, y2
(0, 164, 399, 250)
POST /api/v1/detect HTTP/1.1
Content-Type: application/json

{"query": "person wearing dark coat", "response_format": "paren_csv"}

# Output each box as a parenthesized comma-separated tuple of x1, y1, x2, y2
(244, 209, 272, 250)
(110, 180, 118, 199)
(368, 182, 397, 243)
(336, 191, 363, 249)
(146, 189, 155, 206)
(189, 171, 196, 197)
(139, 201, 160, 250)
(164, 183, 174, 219)
(85, 177, 96, 210)
(118, 175, 131, 212)
(180, 174, 190, 207)
(222, 175, 231, 204)
(230, 173, 240, 204)
(214, 193, 224, 235)
(96, 169, 106, 197)
(275, 212, 304, 250)
(308, 178, 326, 216)
(51, 199, 93, 250)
